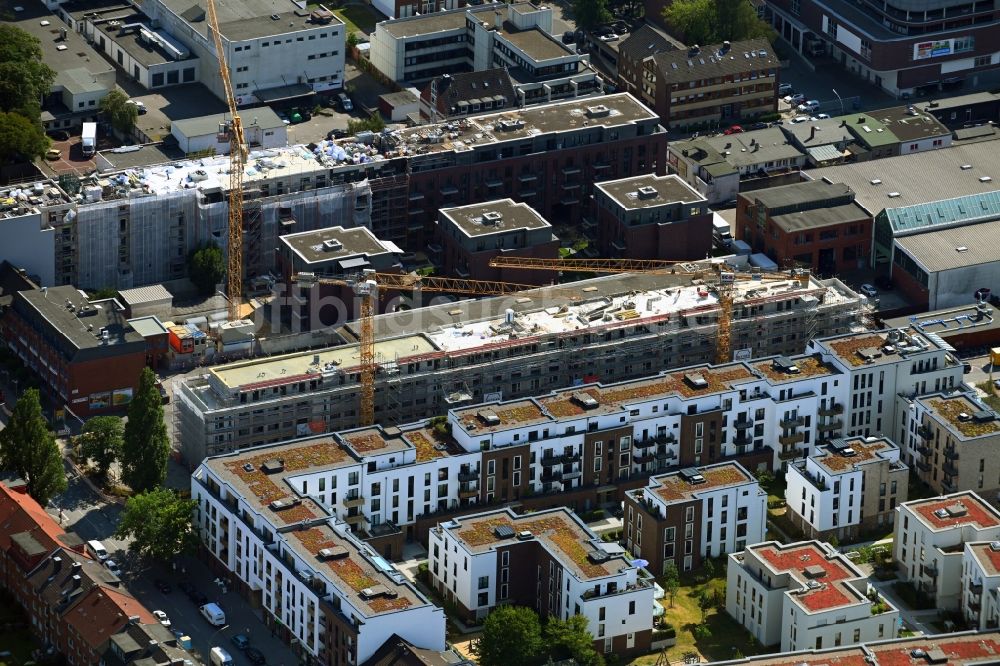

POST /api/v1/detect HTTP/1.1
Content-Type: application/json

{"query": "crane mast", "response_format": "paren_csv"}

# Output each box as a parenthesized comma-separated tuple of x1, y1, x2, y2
(205, 0, 246, 322)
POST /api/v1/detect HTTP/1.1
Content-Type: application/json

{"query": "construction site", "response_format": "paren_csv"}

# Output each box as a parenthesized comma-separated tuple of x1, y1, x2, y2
(173, 268, 866, 464)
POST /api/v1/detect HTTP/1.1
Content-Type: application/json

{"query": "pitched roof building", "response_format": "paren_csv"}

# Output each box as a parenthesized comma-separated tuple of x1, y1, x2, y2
(419, 70, 518, 122)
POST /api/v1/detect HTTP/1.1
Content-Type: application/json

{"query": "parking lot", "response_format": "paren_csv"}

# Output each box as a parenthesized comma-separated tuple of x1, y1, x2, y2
(39, 131, 110, 177)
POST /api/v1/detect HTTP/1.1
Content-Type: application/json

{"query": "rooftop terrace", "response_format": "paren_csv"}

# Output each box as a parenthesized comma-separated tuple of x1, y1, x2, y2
(440, 199, 552, 237)
(649, 463, 753, 503)
(906, 492, 1000, 531)
(812, 437, 895, 473)
(818, 329, 940, 368)
(752, 542, 866, 613)
(596, 174, 705, 210)
(753, 355, 836, 383)
(444, 507, 631, 580)
(923, 394, 1000, 439)
(280, 226, 394, 265)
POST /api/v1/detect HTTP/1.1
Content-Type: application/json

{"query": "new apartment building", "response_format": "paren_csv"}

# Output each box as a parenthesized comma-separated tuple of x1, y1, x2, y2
(644, 40, 780, 130)
(785, 436, 909, 541)
(902, 392, 1000, 498)
(623, 462, 767, 574)
(961, 541, 1000, 630)
(893, 491, 1000, 610)
(432, 199, 559, 284)
(428, 507, 655, 656)
(370, 3, 599, 102)
(592, 174, 712, 260)
(192, 447, 447, 665)
(727, 540, 899, 652)
(174, 270, 862, 463)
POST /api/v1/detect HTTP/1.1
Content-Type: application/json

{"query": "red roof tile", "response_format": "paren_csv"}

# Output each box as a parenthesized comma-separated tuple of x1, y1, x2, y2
(0, 482, 67, 554)
(63, 586, 155, 650)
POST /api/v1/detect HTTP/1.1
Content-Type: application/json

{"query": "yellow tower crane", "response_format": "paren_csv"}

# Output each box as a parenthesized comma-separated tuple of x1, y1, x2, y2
(293, 271, 539, 426)
(205, 0, 247, 322)
(486, 256, 808, 365)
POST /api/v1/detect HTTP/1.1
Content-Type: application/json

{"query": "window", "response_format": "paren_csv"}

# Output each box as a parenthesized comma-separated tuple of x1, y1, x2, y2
(478, 575, 489, 589)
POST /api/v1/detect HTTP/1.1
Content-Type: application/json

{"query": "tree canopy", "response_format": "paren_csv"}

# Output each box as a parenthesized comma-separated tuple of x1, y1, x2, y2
(122, 368, 170, 493)
(0, 111, 49, 164)
(545, 614, 605, 666)
(100, 89, 138, 136)
(187, 243, 225, 296)
(0, 25, 55, 120)
(79, 415, 124, 481)
(663, 560, 680, 607)
(0, 389, 66, 505)
(572, 0, 611, 30)
(114, 488, 198, 561)
(473, 605, 543, 666)
(662, 0, 772, 46)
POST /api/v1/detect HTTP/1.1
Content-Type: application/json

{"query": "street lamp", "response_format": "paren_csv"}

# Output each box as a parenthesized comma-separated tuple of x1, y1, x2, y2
(207, 623, 230, 650)
(832, 88, 845, 115)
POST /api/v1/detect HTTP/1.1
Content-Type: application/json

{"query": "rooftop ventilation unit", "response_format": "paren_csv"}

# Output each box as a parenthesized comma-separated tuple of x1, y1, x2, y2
(360, 585, 397, 600)
(803, 565, 827, 579)
(587, 550, 611, 564)
(772, 356, 800, 374)
(242, 463, 255, 473)
(494, 524, 516, 539)
(496, 118, 525, 131)
(933, 508, 950, 519)
(683, 372, 708, 389)
(958, 412, 972, 422)
(981, 176, 993, 182)
(946, 503, 968, 518)
(586, 105, 611, 118)
(477, 410, 501, 426)
(323, 239, 343, 251)
(317, 546, 350, 560)
(855, 347, 881, 362)
(571, 392, 599, 409)
(841, 447, 857, 457)
(261, 459, 284, 474)
(269, 498, 302, 511)
(516, 530, 534, 540)
(482, 210, 503, 224)
(679, 468, 706, 484)
(888, 192, 901, 198)
(991, 542, 1000, 552)
(961, 164, 973, 170)
(973, 410, 995, 423)
(636, 185, 658, 200)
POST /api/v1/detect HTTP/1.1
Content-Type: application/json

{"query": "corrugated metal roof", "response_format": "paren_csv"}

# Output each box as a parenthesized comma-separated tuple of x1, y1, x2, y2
(117, 284, 173, 306)
(895, 218, 1000, 272)
(886, 190, 1000, 234)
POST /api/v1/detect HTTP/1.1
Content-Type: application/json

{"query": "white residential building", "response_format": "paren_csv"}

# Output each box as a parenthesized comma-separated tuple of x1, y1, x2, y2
(785, 436, 908, 541)
(727, 540, 899, 652)
(428, 506, 655, 656)
(623, 462, 767, 575)
(893, 491, 1000, 610)
(962, 541, 1000, 630)
(192, 441, 448, 664)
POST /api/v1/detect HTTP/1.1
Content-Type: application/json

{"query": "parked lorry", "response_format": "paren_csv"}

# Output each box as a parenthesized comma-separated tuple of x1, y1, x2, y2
(81, 122, 97, 156)
(209, 647, 233, 666)
(712, 213, 733, 248)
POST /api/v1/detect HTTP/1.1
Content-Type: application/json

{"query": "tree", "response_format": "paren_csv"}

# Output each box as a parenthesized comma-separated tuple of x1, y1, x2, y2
(545, 615, 605, 666)
(122, 368, 170, 493)
(79, 416, 124, 481)
(346, 30, 359, 50)
(703, 557, 716, 580)
(0, 389, 66, 505)
(187, 243, 225, 296)
(663, 561, 680, 607)
(114, 488, 198, 561)
(99, 89, 138, 136)
(572, 0, 611, 30)
(346, 111, 386, 135)
(0, 25, 55, 120)
(473, 605, 542, 666)
(698, 588, 714, 621)
(693, 624, 712, 640)
(0, 111, 49, 164)
(662, 0, 772, 46)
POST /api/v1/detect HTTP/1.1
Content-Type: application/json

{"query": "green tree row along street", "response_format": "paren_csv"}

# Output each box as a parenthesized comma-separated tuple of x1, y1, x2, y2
(115, 488, 199, 562)
(0, 24, 54, 164)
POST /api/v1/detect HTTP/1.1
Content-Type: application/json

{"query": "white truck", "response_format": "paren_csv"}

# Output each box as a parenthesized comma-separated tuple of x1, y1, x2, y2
(209, 647, 233, 666)
(712, 214, 733, 248)
(81, 122, 97, 157)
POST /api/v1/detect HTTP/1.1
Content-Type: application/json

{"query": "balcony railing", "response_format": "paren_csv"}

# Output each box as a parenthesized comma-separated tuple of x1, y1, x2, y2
(817, 419, 844, 432)
(916, 445, 932, 457)
(733, 417, 753, 429)
(733, 434, 753, 447)
(818, 403, 844, 416)
(780, 416, 805, 429)
(342, 495, 365, 508)
(459, 488, 479, 499)
(344, 513, 365, 525)
(633, 450, 655, 464)
(779, 432, 805, 446)
(542, 452, 581, 466)
(458, 470, 479, 482)
(945, 447, 959, 461)
(916, 460, 931, 472)
(918, 425, 933, 440)
(778, 449, 800, 461)
(943, 462, 958, 477)
(922, 562, 938, 577)
(970, 581, 983, 595)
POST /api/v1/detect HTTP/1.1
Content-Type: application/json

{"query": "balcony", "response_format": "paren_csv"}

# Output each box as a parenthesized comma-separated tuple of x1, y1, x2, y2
(916, 445, 932, 457)
(518, 173, 538, 182)
(970, 598, 982, 611)
(562, 470, 582, 482)
(943, 462, 958, 477)
(542, 452, 581, 466)
(818, 403, 844, 416)
(634, 438, 657, 450)
(943, 478, 957, 492)
(780, 416, 805, 429)
(459, 487, 479, 499)
(778, 448, 800, 461)
(344, 513, 365, 525)
(733, 434, 753, 447)
(945, 447, 959, 461)
(918, 425, 933, 440)
(364, 521, 401, 538)
(970, 581, 983, 595)
(633, 450, 655, 464)
(817, 419, 844, 432)
(458, 470, 479, 482)
(655, 448, 675, 461)
(541, 470, 564, 482)
(922, 562, 938, 577)
(916, 460, 931, 472)
(342, 494, 365, 509)
(779, 432, 805, 446)
(733, 417, 753, 429)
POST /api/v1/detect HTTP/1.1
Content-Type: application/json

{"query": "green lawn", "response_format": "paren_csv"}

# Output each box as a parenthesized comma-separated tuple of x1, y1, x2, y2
(977, 381, 1000, 411)
(630, 565, 773, 664)
(334, 5, 380, 34)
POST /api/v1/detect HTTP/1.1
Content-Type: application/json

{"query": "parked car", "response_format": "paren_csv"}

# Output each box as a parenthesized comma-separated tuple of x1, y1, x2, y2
(814, 113, 831, 119)
(778, 83, 794, 95)
(104, 560, 121, 577)
(337, 92, 353, 112)
(783, 93, 806, 105)
(47, 130, 70, 141)
(231, 634, 251, 650)
(859, 283, 878, 298)
(327, 128, 348, 140)
(723, 125, 743, 135)
(244, 647, 266, 665)
(126, 100, 147, 115)
(44, 148, 61, 161)
(790, 116, 810, 123)
(153, 610, 171, 628)
(598, 33, 619, 42)
(748, 122, 768, 130)
(797, 99, 821, 113)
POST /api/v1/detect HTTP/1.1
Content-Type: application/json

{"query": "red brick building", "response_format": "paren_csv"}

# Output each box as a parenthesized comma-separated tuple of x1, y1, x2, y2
(1, 286, 148, 417)
(593, 173, 712, 260)
(736, 180, 872, 274)
(433, 199, 559, 284)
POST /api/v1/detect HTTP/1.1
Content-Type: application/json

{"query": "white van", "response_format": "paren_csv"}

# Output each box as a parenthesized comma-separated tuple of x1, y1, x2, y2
(200, 603, 226, 626)
(86, 540, 108, 561)
(209, 647, 234, 666)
